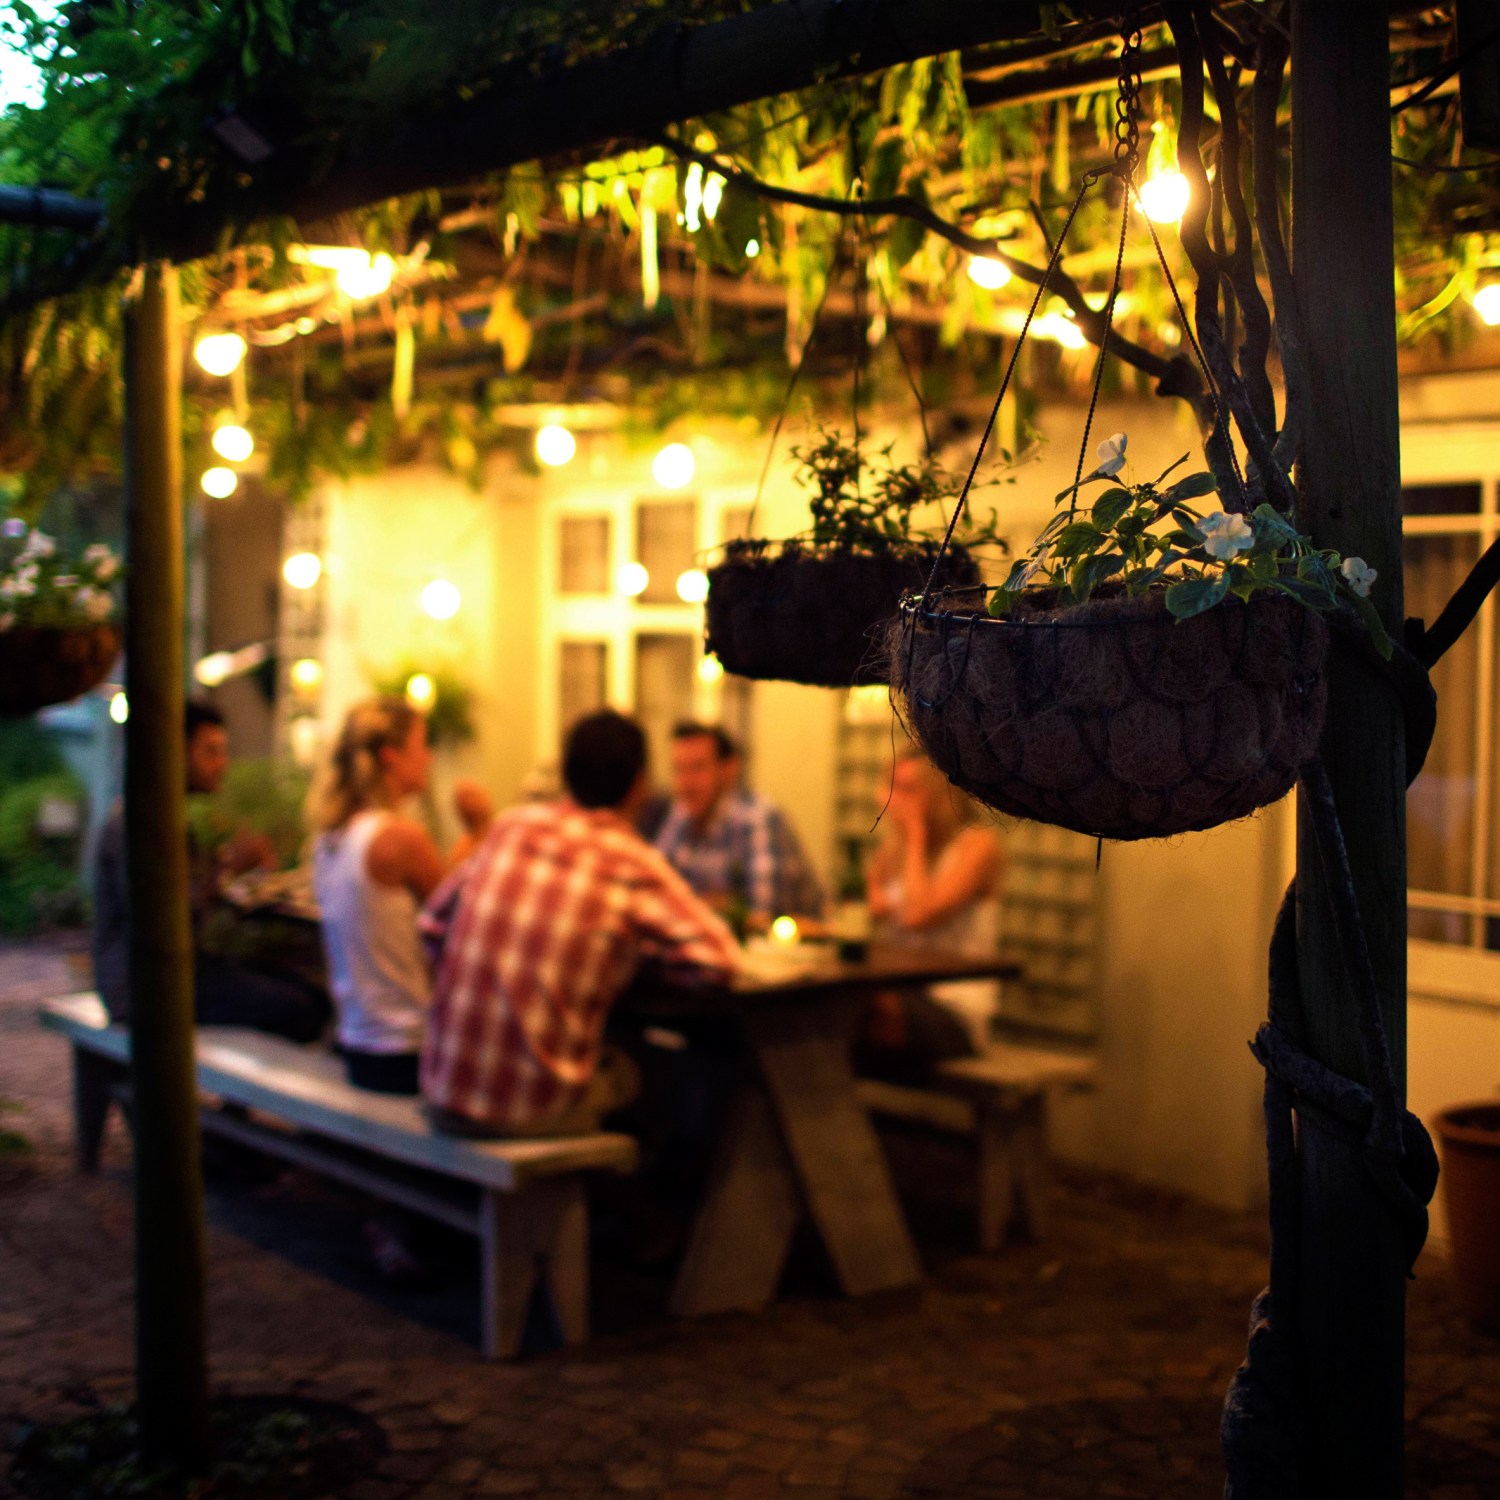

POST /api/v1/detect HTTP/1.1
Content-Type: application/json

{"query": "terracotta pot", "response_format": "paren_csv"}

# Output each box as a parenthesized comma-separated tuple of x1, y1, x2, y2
(705, 544, 977, 688)
(1435, 1102, 1500, 1335)
(0, 625, 120, 716)
(889, 587, 1328, 841)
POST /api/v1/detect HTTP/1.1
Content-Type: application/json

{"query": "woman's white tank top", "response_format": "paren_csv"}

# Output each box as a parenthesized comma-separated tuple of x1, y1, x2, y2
(313, 810, 430, 1054)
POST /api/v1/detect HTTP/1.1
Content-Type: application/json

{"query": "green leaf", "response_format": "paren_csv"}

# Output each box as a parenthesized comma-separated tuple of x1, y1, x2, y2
(988, 587, 1015, 617)
(1347, 590, 1395, 659)
(1162, 471, 1218, 504)
(1272, 576, 1338, 610)
(1051, 521, 1104, 560)
(1297, 554, 1337, 595)
(1091, 487, 1133, 532)
(1070, 550, 1125, 600)
(1165, 574, 1231, 619)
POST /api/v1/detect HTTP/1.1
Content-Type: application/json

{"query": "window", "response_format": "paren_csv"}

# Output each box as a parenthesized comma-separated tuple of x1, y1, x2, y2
(635, 501, 697, 604)
(558, 640, 608, 733)
(559, 515, 611, 594)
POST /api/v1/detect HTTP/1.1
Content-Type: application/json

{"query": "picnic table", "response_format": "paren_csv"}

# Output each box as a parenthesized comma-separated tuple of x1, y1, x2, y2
(626, 942, 1021, 1317)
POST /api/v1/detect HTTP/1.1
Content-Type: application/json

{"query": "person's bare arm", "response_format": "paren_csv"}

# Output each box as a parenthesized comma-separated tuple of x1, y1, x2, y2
(866, 836, 899, 918)
(366, 816, 446, 902)
(898, 827, 1001, 931)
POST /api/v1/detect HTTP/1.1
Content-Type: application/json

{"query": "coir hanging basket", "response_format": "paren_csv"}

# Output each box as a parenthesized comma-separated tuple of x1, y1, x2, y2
(889, 587, 1327, 841)
(706, 544, 978, 688)
(0, 625, 120, 716)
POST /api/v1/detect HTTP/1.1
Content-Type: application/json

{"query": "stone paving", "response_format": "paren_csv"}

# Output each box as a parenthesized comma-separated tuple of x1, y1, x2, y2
(1, 936, 1497, 1498)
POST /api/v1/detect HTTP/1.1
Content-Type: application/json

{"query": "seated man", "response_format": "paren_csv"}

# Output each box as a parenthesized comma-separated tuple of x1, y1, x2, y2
(420, 710, 740, 1138)
(92, 699, 330, 1043)
(653, 722, 824, 931)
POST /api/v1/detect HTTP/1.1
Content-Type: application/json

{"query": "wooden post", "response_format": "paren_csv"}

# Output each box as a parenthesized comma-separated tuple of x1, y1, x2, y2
(1291, 4, 1408, 1491)
(124, 262, 210, 1469)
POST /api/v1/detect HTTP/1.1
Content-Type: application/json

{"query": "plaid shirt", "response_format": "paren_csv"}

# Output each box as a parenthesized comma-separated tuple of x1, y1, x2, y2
(419, 802, 739, 1130)
(654, 789, 825, 919)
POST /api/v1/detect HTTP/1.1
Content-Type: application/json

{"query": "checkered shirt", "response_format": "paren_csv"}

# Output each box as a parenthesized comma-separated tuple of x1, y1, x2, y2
(654, 789, 825, 918)
(419, 801, 739, 1130)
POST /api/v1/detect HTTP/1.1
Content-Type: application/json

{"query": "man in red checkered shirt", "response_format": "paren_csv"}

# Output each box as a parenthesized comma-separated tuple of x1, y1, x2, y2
(420, 711, 740, 1137)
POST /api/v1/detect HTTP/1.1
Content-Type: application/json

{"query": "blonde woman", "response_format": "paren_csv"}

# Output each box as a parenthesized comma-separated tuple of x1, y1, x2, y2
(865, 751, 1005, 1068)
(310, 697, 445, 1094)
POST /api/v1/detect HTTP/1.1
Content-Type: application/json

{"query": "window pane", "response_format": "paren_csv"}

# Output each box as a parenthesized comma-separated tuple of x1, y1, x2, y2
(559, 641, 607, 734)
(635, 633, 696, 771)
(560, 515, 611, 594)
(636, 501, 697, 603)
(1405, 533, 1481, 914)
(1410, 908, 1470, 945)
(722, 505, 755, 542)
(1403, 483, 1481, 516)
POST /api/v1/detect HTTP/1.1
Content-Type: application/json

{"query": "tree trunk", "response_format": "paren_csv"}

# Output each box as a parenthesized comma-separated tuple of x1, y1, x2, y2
(124, 262, 210, 1470)
(1290, 3, 1408, 1492)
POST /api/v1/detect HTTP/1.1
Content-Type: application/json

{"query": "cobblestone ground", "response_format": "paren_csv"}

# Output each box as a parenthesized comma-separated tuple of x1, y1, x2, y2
(1, 937, 1497, 1499)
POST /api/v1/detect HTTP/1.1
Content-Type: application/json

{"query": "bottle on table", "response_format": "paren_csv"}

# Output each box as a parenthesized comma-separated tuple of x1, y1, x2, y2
(831, 836, 872, 962)
(723, 859, 751, 944)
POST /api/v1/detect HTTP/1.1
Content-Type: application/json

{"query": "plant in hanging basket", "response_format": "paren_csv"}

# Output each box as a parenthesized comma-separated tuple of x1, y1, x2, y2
(705, 430, 1003, 688)
(0, 519, 121, 717)
(890, 435, 1385, 841)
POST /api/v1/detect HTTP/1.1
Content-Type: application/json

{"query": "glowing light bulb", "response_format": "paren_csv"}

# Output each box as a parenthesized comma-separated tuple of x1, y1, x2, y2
(1037, 312, 1087, 350)
(289, 658, 323, 694)
(652, 442, 695, 489)
(109, 691, 129, 724)
(405, 672, 436, 711)
(336, 251, 394, 300)
(1139, 170, 1191, 225)
(676, 568, 709, 604)
(194, 651, 233, 687)
(535, 423, 577, 467)
(288, 716, 322, 769)
(200, 466, 238, 499)
(282, 552, 322, 590)
(420, 578, 461, 620)
(697, 655, 724, 685)
(1475, 283, 1500, 327)
(211, 423, 254, 462)
(193, 332, 247, 377)
(770, 915, 800, 945)
(745, 238, 761, 259)
(616, 562, 649, 597)
(967, 257, 1012, 291)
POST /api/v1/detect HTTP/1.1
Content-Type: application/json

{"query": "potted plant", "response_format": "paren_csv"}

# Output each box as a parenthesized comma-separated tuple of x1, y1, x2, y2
(889, 434, 1385, 841)
(1434, 1100, 1500, 1334)
(0, 518, 121, 716)
(705, 430, 1000, 688)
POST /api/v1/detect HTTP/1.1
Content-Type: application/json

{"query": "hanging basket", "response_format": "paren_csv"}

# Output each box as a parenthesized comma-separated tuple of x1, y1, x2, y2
(889, 587, 1328, 841)
(706, 544, 979, 688)
(0, 625, 120, 716)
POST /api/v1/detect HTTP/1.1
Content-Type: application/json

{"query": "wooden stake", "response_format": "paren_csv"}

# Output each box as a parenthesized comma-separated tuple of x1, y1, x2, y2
(1291, 3, 1408, 1491)
(124, 261, 210, 1470)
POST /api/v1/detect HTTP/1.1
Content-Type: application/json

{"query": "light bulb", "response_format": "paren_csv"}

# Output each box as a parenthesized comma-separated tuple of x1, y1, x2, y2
(200, 466, 238, 499)
(420, 578, 461, 620)
(405, 672, 436, 711)
(289, 657, 323, 694)
(1138, 170, 1191, 225)
(194, 651, 233, 687)
(282, 552, 322, 590)
(770, 915, 800, 945)
(1475, 283, 1500, 327)
(697, 655, 724, 685)
(109, 691, 129, 724)
(336, 251, 394, 300)
(211, 423, 254, 462)
(535, 424, 577, 467)
(1036, 312, 1087, 350)
(676, 568, 709, 604)
(967, 257, 1012, 291)
(193, 332, 247, 377)
(288, 716, 322, 770)
(745, 238, 761, 258)
(615, 561, 649, 597)
(652, 442, 695, 489)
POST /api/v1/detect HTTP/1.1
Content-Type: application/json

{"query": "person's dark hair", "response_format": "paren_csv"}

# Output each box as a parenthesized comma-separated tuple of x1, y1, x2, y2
(185, 699, 226, 742)
(671, 721, 738, 761)
(564, 711, 647, 809)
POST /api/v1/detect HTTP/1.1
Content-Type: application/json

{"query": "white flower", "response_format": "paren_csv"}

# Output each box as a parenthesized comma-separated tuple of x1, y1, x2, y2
(51, 574, 78, 590)
(21, 530, 54, 559)
(1, 518, 25, 539)
(0, 613, 12, 632)
(75, 586, 113, 622)
(1340, 556, 1377, 598)
(5, 570, 37, 598)
(1095, 432, 1128, 477)
(83, 544, 119, 581)
(1195, 510, 1255, 561)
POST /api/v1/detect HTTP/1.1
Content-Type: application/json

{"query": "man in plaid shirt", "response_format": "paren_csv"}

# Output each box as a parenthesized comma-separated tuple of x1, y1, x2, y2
(653, 723, 824, 928)
(420, 712, 740, 1136)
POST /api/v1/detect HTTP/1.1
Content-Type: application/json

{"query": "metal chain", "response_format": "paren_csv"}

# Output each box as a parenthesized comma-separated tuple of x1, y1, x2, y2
(1113, 6, 1144, 173)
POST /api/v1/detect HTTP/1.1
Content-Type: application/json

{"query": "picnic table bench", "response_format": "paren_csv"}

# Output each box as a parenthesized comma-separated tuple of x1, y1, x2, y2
(39, 993, 638, 1359)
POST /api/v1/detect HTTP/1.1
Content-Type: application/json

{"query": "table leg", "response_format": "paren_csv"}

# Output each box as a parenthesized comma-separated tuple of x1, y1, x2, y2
(747, 1000, 922, 1297)
(669, 1083, 801, 1318)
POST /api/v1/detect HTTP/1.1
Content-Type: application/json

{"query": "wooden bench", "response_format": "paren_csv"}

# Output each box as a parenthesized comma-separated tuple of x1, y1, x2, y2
(40, 993, 638, 1359)
(856, 1042, 1098, 1251)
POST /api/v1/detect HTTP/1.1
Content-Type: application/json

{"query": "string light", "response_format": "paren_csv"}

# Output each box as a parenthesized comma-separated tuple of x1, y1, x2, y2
(289, 658, 324, 694)
(1035, 312, 1087, 350)
(769, 915, 800, 945)
(615, 561, 649, 597)
(745, 238, 761, 258)
(288, 716, 322, 769)
(109, 692, 129, 724)
(1138, 170, 1191, 224)
(200, 466, 238, 499)
(193, 332, 247, 377)
(676, 568, 709, 604)
(283, 552, 323, 590)
(652, 442, 695, 489)
(967, 257, 1012, 290)
(420, 578, 461, 620)
(211, 423, 254, 462)
(535, 423, 577, 466)
(697, 655, 724, 685)
(336, 251, 394, 300)
(405, 672, 437, 711)
(194, 652, 233, 686)
(1475, 283, 1500, 326)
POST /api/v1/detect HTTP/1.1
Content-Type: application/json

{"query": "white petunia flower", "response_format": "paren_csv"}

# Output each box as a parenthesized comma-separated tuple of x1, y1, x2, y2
(1340, 556, 1377, 598)
(83, 544, 119, 581)
(75, 586, 114, 622)
(51, 574, 78, 590)
(1095, 432, 1128, 477)
(21, 530, 54, 559)
(1, 518, 25, 539)
(7, 571, 36, 598)
(1195, 510, 1255, 561)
